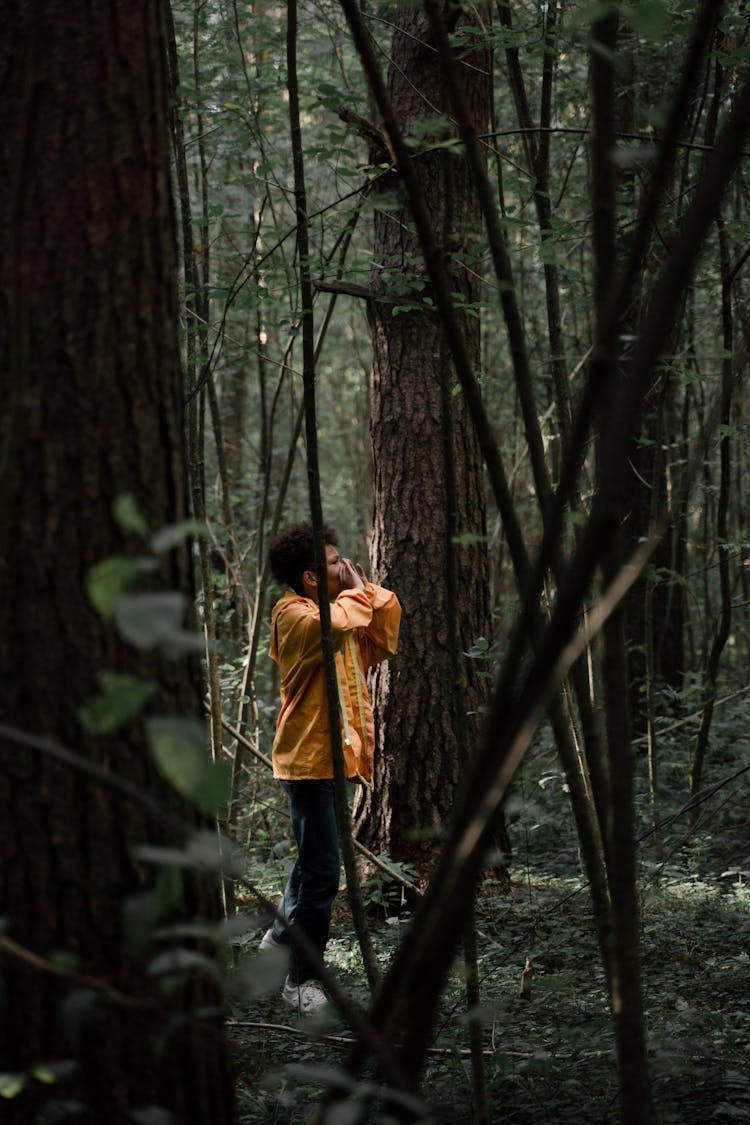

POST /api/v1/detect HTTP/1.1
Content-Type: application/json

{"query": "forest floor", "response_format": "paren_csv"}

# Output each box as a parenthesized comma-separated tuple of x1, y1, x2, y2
(226, 854, 750, 1123)
(227, 708, 750, 1123)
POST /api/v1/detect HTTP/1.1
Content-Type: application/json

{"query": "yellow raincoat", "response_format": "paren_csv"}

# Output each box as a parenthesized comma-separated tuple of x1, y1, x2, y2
(269, 582, 401, 782)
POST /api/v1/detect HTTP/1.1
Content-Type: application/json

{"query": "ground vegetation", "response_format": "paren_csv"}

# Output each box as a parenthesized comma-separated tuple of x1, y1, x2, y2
(2, 0, 749, 1121)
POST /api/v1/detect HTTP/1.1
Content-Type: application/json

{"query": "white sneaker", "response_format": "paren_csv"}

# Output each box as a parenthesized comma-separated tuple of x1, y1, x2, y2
(259, 927, 284, 952)
(282, 976, 328, 1014)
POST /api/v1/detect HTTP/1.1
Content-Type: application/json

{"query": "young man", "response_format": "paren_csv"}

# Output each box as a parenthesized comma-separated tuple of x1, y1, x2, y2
(261, 522, 401, 1013)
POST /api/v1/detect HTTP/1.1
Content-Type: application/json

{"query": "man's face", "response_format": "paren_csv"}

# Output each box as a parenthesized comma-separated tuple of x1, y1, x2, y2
(324, 544, 343, 601)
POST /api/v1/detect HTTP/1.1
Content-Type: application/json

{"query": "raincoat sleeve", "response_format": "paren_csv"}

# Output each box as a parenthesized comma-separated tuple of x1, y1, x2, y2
(272, 589, 375, 675)
(330, 588, 374, 645)
(357, 582, 401, 669)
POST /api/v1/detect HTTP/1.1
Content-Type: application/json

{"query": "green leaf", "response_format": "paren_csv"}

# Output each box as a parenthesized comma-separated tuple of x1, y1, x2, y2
(219, 914, 265, 942)
(611, 143, 657, 168)
(137, 831, 243, 878)
(30, 1060, 78, 1086)
(321, 1103, 364, 1125)
(624, 0, 670, 41)
(150, 520, 209, 554)
(135, 843, 204, 870)
(78, 673, 156, 734)
(59, 989, 99, 1042)
(146, 719, 231, 816)
(0, 1073, 26, 1099)
(147, 948, 221, 983)
(153, 921, 224, 944)
(284, 1064, 356, 1092)
(35, 1097, 89, 1124)
(316, 81, 343, 98)
(123, 868, 184, 954)
(465, 636, 491, 659)
(571, 0, 619, 24)
(86, 557, 141, 618)
(48, 950, 82, 972)
(113, 592, 186, 649)
(129, 1107, 176, 1125)
(112, 494, 149, 537)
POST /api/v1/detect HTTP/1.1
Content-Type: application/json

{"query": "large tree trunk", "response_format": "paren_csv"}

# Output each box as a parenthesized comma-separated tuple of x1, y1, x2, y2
(354, 4, 495, 869)
(0, 3, 236, 1122)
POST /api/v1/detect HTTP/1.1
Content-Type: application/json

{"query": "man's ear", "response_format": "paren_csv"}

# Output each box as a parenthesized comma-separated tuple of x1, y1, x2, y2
(302, 569, 317, 593)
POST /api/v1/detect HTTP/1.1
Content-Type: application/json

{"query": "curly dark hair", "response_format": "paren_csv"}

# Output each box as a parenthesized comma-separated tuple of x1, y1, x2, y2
(267, 522, 339, 595)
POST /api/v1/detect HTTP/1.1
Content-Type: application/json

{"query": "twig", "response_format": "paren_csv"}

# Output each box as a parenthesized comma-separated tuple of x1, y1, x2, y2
(0, 935, 154, 1011)
(0, 720, 414, 1082)
(225, 1019, 614, 1059)
(631, 683, 750, 745)
(312, 278, 386, 302)
(0, 722, 188, 837)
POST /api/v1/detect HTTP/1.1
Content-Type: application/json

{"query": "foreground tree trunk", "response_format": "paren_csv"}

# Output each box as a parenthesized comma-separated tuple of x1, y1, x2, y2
(0, 3, 236, 1122)
(354, 2, 495, 869)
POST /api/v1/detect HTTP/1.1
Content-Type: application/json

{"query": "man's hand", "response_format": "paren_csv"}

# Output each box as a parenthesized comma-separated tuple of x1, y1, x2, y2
(339, 557, 366, 592)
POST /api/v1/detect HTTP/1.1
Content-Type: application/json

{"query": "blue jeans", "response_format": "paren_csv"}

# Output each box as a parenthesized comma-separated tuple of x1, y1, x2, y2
(272, 779, 340, 983)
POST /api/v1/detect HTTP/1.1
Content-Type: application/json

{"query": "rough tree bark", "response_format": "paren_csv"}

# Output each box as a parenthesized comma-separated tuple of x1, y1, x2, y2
(0, 3, 236, 1122)
(354, 3, 497, 869)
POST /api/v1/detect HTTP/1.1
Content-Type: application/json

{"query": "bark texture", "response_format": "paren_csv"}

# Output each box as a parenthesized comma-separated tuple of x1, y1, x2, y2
(355, 4, 493, 867)
(0, 3, 236, 1122)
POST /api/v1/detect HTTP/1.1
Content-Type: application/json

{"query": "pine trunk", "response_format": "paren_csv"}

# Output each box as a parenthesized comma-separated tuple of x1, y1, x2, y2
(0, 3, 236, 1122)
(355, 4, 494, 868)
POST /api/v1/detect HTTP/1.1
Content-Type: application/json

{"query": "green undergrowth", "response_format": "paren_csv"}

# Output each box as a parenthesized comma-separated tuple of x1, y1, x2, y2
(227, 702, 750, 1123)
(227, 866, 750, 1123)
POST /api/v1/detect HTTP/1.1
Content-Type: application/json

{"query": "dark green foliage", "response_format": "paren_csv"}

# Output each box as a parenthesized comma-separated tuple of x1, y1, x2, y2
(161, 0, 750, 1117)
(226, 693, 749, 1123)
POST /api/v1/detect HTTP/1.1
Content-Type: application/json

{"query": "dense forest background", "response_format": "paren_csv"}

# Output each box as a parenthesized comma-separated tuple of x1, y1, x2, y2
(1, 0, 749, 1122)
